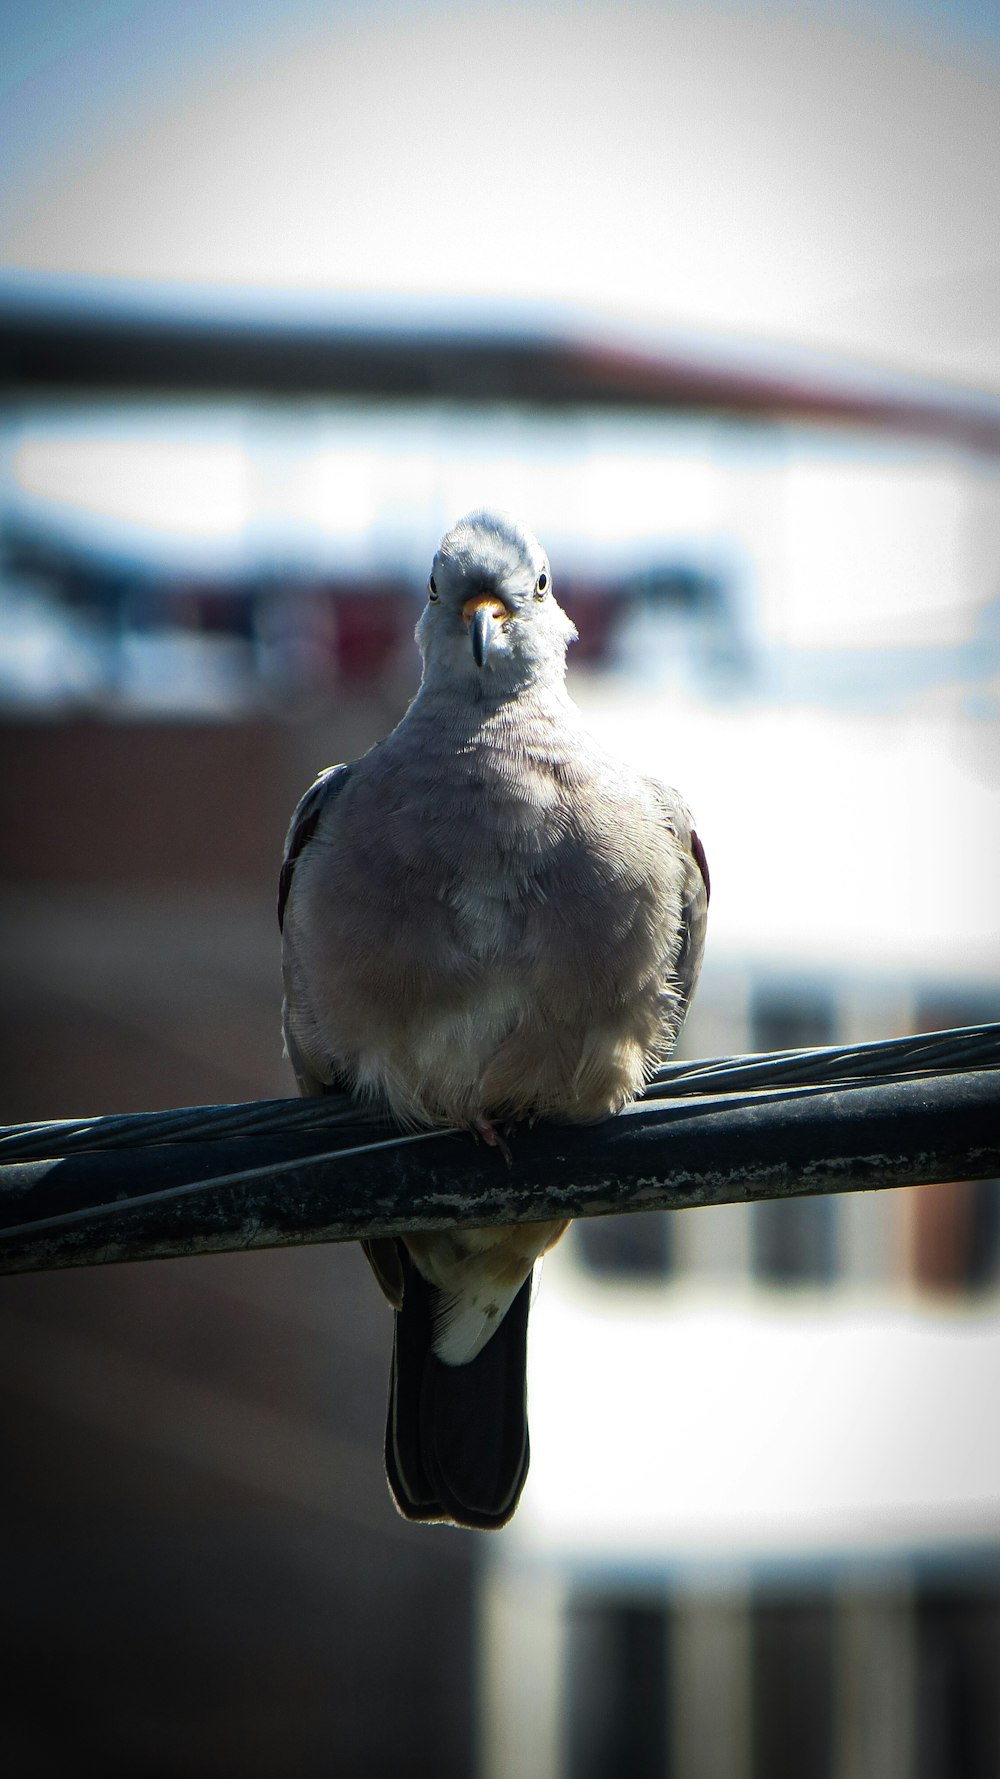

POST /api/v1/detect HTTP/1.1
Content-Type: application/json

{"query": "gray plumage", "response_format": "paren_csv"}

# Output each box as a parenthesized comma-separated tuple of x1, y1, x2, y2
(279, 508, 709, 1528)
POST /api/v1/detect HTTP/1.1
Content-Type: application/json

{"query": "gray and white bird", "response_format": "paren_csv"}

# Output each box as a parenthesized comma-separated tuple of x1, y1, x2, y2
(278, 509, 709, 1529)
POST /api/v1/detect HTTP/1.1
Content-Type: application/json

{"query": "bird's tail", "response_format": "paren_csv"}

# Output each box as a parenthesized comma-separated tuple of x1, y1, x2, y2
(385, 1247, 531, 1531)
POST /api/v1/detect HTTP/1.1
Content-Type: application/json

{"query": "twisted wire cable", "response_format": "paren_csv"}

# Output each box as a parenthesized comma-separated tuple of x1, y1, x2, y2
(1, 1023, 997, 1167)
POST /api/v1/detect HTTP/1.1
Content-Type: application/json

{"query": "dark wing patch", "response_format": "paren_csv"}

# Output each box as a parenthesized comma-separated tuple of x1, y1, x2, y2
(277, 763, 350, 932)
(277, 806, 322, 932)
(645, 778, 710, 1023)
(691, 828, 710, 905)
(674, 839, 709, 1017)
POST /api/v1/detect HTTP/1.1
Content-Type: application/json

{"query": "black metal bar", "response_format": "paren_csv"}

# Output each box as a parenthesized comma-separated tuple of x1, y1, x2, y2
(0, 1067, 996, 1276)
(3, 286, 1000, 452)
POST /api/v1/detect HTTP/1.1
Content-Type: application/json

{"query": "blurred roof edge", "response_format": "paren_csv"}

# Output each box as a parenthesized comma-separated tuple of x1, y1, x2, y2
(2, 270, 999, 453)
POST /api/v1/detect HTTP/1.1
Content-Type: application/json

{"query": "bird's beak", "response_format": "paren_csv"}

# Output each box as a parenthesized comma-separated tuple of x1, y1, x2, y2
(462, 594, 508, 668)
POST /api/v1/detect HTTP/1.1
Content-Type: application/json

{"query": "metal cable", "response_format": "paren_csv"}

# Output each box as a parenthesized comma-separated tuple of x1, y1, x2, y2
(1, 1022, 997, 1166)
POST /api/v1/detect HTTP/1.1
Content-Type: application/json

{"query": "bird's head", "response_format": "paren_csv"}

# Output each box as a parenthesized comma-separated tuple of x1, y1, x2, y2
(416, 509, 577, 692)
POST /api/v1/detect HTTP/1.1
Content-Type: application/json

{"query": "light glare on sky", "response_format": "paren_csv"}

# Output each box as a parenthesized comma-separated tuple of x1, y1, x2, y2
(2, 2, 999, 388)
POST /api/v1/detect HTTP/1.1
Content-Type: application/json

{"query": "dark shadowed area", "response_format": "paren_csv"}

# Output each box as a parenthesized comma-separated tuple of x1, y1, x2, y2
(0, 710, 481, 1778)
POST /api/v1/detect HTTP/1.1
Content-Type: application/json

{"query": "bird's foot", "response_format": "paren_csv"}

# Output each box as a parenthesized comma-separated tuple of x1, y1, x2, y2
(472, 1116, 513, 1166)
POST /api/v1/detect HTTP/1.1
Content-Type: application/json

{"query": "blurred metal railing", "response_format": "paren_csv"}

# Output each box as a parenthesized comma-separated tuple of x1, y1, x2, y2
(0, 1025, 997, 1275)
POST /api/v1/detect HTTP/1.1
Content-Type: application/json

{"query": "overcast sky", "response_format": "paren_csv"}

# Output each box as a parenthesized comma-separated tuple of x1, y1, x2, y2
(3, 0, 999, 389)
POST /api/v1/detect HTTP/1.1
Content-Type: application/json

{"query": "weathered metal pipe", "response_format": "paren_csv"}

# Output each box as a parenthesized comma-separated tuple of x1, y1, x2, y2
(0, 1069, 997, 1275)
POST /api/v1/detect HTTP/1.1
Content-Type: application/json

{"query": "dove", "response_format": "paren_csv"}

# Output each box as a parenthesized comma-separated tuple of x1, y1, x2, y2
(279, 509, 709, 1528)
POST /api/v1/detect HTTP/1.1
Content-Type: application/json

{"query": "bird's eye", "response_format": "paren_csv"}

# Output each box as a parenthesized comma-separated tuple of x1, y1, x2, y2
(534, 571, 549, 599)
(428, 577, 439, 602)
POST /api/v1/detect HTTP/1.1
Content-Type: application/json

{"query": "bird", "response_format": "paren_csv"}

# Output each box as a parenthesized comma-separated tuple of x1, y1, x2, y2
(278, 508, 709, 1530)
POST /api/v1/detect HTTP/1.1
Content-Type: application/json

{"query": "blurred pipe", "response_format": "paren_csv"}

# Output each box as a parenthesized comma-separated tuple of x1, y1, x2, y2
(3, 290, 1000, 452)
(0, 1067, 996, 1275)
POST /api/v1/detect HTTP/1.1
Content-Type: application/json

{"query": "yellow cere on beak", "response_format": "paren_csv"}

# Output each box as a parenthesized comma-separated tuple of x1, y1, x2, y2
(461, 594, 509, 668)
(461, 594, 508, 625)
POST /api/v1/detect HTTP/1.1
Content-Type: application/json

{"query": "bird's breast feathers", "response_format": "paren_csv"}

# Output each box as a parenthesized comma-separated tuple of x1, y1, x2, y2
(283, 725, 692, 1125)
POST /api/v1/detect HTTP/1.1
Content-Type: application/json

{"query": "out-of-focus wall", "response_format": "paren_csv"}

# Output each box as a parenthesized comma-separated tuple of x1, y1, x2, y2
(0, 711, 479, 1779)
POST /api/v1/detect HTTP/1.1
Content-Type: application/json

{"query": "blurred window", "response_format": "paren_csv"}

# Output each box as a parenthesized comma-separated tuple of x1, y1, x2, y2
(574, 1209, 673, 1281)
(627, 563, 751, 684)
(751, 1596, 835, 1779)
(750, 988, 838, 1285)
(564, 1595, 669, 1779)
(908, 996, 1000, 1297)
(915, 1587, 1000, 1779)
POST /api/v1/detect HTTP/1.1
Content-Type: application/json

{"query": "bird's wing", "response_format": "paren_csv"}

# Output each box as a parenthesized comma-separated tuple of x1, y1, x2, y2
(278, 762, 352, 1094)
(646, 779, 710, 1018)
(277, 763, 351, 933)
(278, 761, 406, 1309)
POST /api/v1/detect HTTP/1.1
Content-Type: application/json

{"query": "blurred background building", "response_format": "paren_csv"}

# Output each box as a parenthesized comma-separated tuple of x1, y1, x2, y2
(1, 2, 999, 1776)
